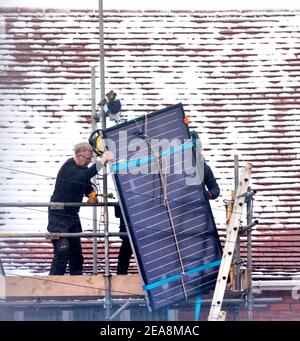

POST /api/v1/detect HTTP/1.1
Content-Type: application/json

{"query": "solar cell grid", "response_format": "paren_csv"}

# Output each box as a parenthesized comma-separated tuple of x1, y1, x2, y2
(103, 103, 222, 310)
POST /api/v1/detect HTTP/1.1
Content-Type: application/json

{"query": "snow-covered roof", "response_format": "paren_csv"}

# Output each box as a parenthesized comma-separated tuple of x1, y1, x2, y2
(0, 7, 300, 279)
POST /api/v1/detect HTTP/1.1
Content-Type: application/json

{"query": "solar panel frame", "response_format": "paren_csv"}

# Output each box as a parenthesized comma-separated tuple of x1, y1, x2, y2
(102, 103, 222, 311)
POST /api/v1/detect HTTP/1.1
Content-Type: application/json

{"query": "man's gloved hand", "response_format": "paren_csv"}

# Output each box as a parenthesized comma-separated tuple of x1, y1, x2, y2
(207, 191, 214, 199)
(101, 151, 114, 166)
(87, 191, 98, 204)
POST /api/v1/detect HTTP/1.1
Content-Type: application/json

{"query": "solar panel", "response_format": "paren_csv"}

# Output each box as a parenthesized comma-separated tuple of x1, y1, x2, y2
(103, 103, 222, 311)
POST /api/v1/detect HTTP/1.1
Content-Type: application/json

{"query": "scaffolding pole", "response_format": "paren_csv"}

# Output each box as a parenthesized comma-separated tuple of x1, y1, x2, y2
(98, 0, 111, 320)
(246, 186, 254, 320)
(0, 202, 118, 208)
(0, 232, 127, 239)
(0, 297, 281, 309)
(91, 65, 98, 274)
(233, 154, 241, 292)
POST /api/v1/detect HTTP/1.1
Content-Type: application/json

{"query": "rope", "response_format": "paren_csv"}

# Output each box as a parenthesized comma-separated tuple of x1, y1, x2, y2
(133, 118, 188, 299)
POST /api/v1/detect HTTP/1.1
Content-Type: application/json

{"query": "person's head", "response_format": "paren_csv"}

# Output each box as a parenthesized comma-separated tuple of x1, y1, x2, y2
(190, 130, 199, 140)
(74, 142, 93, 167)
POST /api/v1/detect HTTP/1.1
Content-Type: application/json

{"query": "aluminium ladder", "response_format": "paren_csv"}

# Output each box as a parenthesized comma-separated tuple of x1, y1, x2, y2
(208, 163, 253, 321)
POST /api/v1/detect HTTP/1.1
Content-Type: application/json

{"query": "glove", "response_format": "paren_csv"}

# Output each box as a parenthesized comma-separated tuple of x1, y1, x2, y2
(207, 191, 214, 199)
(101, 151, 114, 166)
(87, 191, 98, 204)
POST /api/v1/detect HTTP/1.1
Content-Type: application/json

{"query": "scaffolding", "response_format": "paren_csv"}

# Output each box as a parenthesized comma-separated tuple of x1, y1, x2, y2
(0, 1, 281, 321)
(0, 49, 268, 320)
(0, 156, 267, 321)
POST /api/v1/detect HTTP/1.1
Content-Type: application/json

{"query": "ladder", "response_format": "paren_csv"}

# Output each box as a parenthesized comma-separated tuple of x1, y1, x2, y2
(208, 163, 253, 321)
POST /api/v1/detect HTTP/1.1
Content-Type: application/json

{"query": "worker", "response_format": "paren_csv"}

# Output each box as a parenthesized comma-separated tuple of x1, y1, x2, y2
(47, 142, 113, 275)
(190, 130, 220, 200)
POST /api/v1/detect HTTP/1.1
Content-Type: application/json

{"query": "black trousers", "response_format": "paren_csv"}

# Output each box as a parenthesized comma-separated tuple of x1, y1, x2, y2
(48, 211, 83, 275)
(50, 237, 83, 275)
(117, 237, 132, 275)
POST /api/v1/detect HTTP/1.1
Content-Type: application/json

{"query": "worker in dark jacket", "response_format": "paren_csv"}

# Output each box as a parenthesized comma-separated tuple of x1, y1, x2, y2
(47, 142, 113, 275)
(116, 131, 220, 275)
(191, 130, 220, 200)
(203, 162, 220, 200)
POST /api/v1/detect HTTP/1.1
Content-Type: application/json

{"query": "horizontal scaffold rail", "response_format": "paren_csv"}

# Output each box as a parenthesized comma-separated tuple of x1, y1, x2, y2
(0, 232, 128, 239)
(0, 202, 118, 208)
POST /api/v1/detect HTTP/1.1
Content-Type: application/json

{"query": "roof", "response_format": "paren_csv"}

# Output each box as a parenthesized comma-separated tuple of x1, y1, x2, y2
(0, 8, 300, 279)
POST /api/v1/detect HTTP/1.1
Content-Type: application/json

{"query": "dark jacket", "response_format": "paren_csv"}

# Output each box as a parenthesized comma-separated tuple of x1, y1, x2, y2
(203, 162, 220, 200)
(50, 158, 97, 213)
(47, 158, 98, 233)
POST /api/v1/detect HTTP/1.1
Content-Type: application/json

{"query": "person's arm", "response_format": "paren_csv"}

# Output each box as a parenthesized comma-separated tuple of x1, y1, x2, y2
(78, 151, 114, 182)
(83, 178, 97, 203)
(204, 163, 220, 199)
(84, 151, 114, 202)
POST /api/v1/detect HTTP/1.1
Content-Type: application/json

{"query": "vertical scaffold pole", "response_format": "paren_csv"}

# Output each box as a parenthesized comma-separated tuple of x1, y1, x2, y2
(234, 155, 241, 292)
(91, 66, 98, 274)
(246, 187, 254, 320)
(98, 0, 111, 319)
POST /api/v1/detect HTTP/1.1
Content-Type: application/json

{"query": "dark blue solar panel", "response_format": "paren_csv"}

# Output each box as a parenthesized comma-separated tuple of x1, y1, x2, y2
(103, 103, 222, 311)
